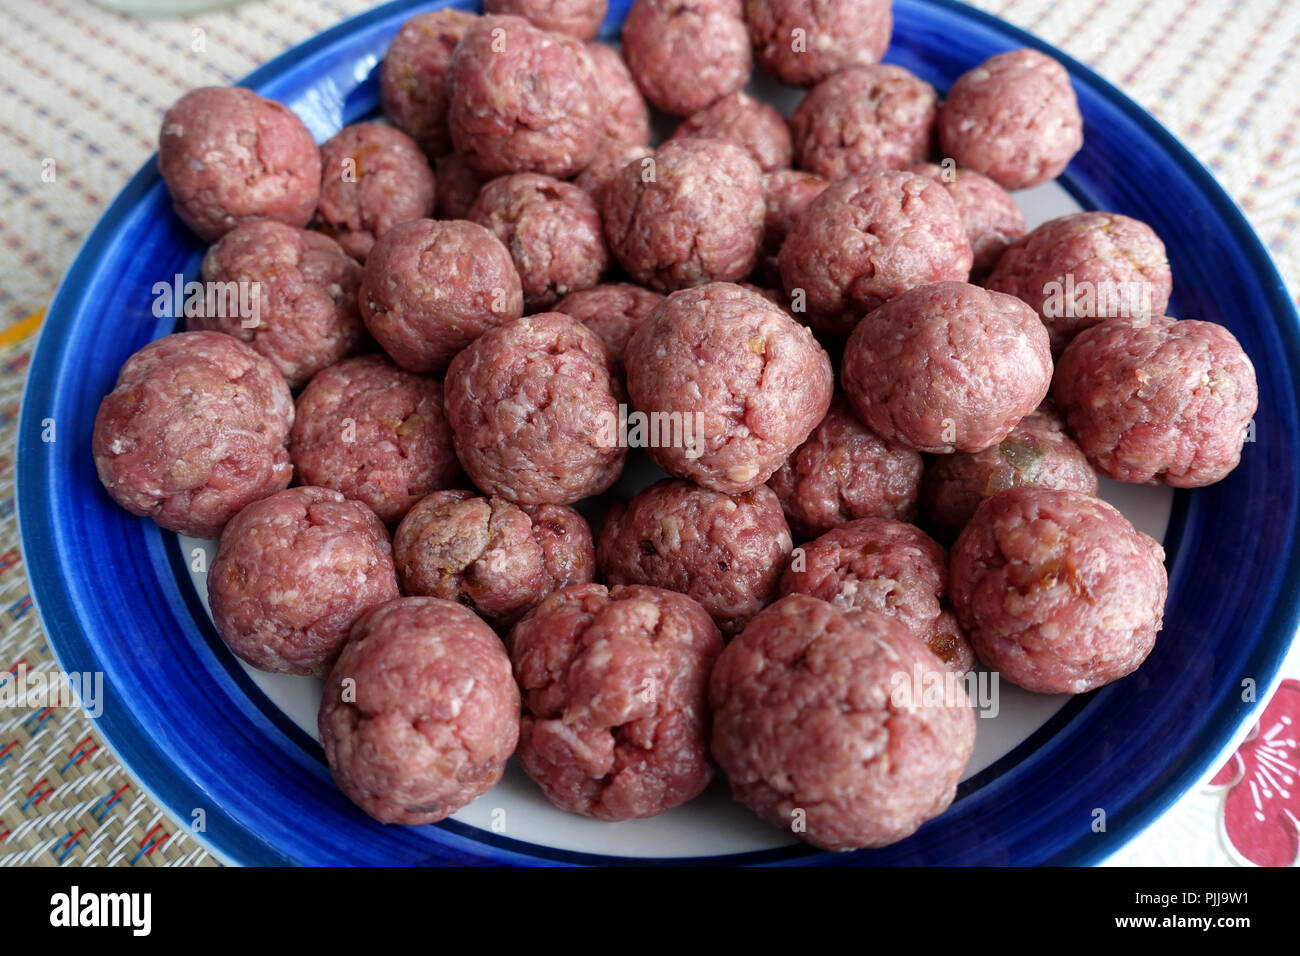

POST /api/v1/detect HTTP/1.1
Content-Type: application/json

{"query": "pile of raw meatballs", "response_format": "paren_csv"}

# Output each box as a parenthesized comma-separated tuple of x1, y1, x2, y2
(91, 0, 1258, 853)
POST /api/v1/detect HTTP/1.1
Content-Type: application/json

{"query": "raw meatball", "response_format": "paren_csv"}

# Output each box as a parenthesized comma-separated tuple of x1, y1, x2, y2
(778, 170, 973, 337)
(921, 402, 1098, 544)
(950, 488, 1168, 694)
(434, 153, 486, 220)
(485, 0, 607, 39)
(573, 141, 653, 213)
(315, 123, 437, 262)
(670, 91, 792, 172)
(290, 355, 461, 524)
(448, 14, 602, 178)
(622, 0, 752, 116)
(710, 594, 976, 851)
(92, 331, 293, 540)
(597, 479, 793, 635)
(444, 312, 626, 504)
(194, 220, 366, 389)
(792, 65, 938, 180)
(986, 211, 1172, 352)
(379, 8, 477, 156)
(359, 218, 524, 374)
(910, 162, 1026, 279)
(394, 489, 593, 625)
(587, 43, 651, 145)
(744, 0, 892, 87)
(1053, 316, 1258, 487)
(158, 86, 321, 242)
(209, 487, 399, 677)
(842, 281, 1052, 453)
(767, 395, 923, 539)
(511, 583, 723, 819)
(779, 517, 974, 673)
(468, 173, 608, 311)
(319, 597, 519, 825)
(938, 48, 1083, 191)
(604, 139, 765, 291)
(553, 282, 664, 376)
(624, 282, 833, 493)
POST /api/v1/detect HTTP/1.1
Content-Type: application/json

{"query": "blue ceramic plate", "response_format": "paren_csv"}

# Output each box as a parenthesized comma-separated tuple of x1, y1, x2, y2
(17, 0, 1300, 866)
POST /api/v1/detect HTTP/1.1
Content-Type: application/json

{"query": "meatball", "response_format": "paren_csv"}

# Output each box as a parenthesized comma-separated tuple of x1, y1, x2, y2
(670, 91, 793, 173)
(780, 518, 974, 673)
(157, 86, 321, 242)
(938, 48, 1083, 191)
(604, 139, 766, 291)
(434, 153, 486, 220)
(597, 479, 793, 635)
(315, 123, 437, 263)
(624, 282, 833, 494)
(710, 594, 976, 851)
(622, 0, 752, 116)
(448, 14, 602, 178)
(950, 488, 1168, 694)
(394, 489, 593, 625)
(778, 170, 973, 337)
(92, 331, 293, 540)
(194, 220, 366, 389)
(290, 355, 461, 524)
(842, 281, 1052, 453)
(359, 218, 524, 374)
(484, 0, 607, 39)
(921, 402, 1098, 545)
(767, 395, 923, 539)
(1053, 316, 1258, 487)
(511, 583, 723, 819)
(209, 487, 399, 677)
(986, 211, 1172, 352)
(444, 312, 626, 504)
(587, 43, 651, 145)
(468, 173, 608, 311)
(553, 282, 664, 376)
(319, 597, 520, 825)
(379, 8, 477, 156)
(744, 0, 892, 87)
(909, 162, 1027, 279)
(792, 65, 938, 181)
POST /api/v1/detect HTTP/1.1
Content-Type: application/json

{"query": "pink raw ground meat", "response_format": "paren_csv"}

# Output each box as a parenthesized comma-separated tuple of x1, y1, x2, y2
(572, 140, 653, 211)
(622, 0, 752, 116)
(744, 0, 892, 87)
(587, 43, 651, 145)
(553, 282, 663, 377)
(910, 162, 1027, 279)
(434, 153, 487, 220)
(379, 8, 477, 156)
(485, 0, 607, 39)
(670, 91, 792, 172)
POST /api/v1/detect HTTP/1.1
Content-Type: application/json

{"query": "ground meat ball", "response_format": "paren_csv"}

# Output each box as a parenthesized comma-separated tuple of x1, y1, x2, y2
(744, 0, 892, 87)
(468, 173, 608, 311)
(779, 518, 974, 673)
(921, 402, 1098, 544)
(434, 153, 487, 220)
(950, 488, 1167, 694)
(194, 220, 366, 389)
(625, 283, 833, 493)
(359, 218, 524, 374)
(444, 312, 626, 504)
(910, 162, 1026, 280)
(938, 48, 1083, 191)
(92, 332, 293, 539)
(768, 395, 923, 539)
(157, 86, 321, 242)
(290, 355, 461, 524)
(380, 10, 477, 156)
(448, 15, 602, 178)
(553, 282, 663, 376)
(511, 583, 722, 819)
(986, 211, 1172, 352)
(710, 594, 976, 851)
(587, 43, 651, 145)
(792, 66, 938, 181)
(842, 281, 1052, 453)
(1053, 316, 1257, 487)
(597, 480, 793, 635)
(779, 170, 973, 337)
(394, 489, 593, 625)
(604, 139, 765, 291)
(622, 0, 752, 116)
(315, 123, 437, 263)
(319, 597, 519, 825)
(485, 0, 607, 39)
(670, 91, 792, 172)
(209, 487, 399, 677)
